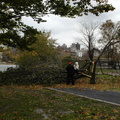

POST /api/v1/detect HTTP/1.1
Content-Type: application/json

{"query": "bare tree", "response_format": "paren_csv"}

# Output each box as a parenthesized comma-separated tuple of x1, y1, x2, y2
(77, 20, 120, 84)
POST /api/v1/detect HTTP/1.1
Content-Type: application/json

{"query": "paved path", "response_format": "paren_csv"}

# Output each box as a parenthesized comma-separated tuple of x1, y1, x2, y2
(49, 88, 120, 106)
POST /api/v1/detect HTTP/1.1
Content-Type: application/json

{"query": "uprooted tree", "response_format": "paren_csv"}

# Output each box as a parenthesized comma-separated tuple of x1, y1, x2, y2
(0, 0, 115, 50)
(77, 20, 120, 84)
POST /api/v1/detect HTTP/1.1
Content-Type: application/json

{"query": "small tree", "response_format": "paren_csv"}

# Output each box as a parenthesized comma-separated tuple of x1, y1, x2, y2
(17, 32, 61, 68)
(15, 32, 62, 85)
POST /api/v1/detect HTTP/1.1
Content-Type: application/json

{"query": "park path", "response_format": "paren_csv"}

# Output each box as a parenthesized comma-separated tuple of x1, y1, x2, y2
(48, 88, 120, 106)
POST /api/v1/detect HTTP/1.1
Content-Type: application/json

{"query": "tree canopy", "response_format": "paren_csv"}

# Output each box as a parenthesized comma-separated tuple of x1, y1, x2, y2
(0, 0, 115, 50)
(0, 0, 115, 23)
(32, 32, 59, 62)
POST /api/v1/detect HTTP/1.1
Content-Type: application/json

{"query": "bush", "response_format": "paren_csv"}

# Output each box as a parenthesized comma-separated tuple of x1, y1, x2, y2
(0, 50, 67, 86)
(0, 66, 66, 86)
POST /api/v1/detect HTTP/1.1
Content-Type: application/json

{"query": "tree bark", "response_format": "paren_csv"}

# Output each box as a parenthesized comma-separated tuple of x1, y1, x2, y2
(90, 61, 96, 84)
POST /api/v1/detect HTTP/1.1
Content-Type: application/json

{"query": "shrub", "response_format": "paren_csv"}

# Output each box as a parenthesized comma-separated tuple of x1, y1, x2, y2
(0, 66, 66, 86)
(0, 49, 67, 86)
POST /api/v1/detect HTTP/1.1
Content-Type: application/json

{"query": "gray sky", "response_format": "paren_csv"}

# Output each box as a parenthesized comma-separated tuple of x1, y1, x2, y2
(22, 0, 120, 47)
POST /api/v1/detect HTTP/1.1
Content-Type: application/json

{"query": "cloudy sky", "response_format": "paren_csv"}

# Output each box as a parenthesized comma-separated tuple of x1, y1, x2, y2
(22, 0, 120, 47)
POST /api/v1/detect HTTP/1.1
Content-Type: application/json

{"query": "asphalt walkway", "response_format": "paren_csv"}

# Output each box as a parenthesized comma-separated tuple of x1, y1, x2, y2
(49, 88, 120, 106)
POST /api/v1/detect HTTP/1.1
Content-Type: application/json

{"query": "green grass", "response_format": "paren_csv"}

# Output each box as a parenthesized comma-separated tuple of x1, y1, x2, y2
(96, 68, 120, 74)
(0, 86, 120, 120)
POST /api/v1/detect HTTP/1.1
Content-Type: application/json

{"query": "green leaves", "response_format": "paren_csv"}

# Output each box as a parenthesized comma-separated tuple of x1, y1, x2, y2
(0, 0, 115, 24)
(0, 25, 39, 50)
(0, 0, 115, 51)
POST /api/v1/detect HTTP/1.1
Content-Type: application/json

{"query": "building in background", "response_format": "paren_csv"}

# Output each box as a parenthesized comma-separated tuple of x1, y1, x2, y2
(70, 43, 80, 57)
(59, 43, 87, 58)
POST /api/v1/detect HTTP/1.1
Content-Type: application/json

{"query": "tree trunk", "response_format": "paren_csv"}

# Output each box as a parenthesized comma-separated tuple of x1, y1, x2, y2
(90, 61, 96, 84)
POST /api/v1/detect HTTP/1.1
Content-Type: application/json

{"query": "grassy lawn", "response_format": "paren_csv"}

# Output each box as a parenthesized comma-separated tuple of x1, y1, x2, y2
(0, 85, 120, 120)
(53, 74, 120, 92)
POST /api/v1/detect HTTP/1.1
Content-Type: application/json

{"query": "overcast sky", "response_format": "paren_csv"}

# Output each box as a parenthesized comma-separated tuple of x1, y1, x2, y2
(22, 0, 120, 47)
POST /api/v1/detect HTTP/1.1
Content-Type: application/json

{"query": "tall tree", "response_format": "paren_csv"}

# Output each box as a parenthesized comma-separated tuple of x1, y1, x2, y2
(0, 0, 115, 49)
(98, 20, 120, 61)
(77, 22, 100, 83)
(77, 20, 120, 84)
(99, 20, 120, 69)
